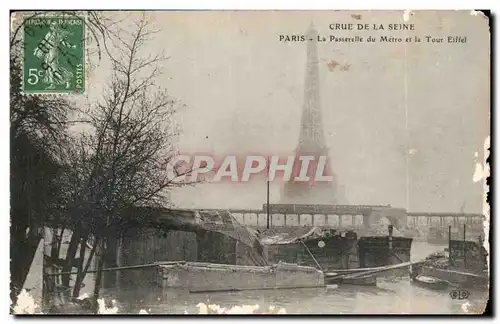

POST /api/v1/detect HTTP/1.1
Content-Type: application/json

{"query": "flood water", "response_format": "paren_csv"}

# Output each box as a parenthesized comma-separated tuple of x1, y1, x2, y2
(98, 242, 489, 314)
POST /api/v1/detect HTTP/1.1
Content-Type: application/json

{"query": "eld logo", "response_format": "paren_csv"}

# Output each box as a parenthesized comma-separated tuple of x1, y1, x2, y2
(449, 290, 470, 300)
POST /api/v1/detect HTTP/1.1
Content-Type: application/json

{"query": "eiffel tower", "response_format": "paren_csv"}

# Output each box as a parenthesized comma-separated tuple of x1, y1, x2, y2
(280, 24, 339, 205)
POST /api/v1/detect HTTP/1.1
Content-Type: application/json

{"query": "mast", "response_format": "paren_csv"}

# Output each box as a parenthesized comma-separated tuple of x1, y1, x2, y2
(266, 156, 270, 229)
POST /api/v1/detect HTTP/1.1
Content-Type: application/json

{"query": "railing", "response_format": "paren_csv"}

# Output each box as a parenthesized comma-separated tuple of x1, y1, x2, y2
(406, 215, 485, 229)
(229, 212, 364, 228)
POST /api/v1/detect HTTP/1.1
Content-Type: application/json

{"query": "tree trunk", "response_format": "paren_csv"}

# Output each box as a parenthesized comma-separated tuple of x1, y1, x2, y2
(72, 233, 89, 298)
(50, 227, 59, 263)
(72, 245, 96, 299)
(10, 225, 42, 309)
(61, 224, 82, 287)
(42, 228, 56, 313)
(56, 228, 65, 259)
(92, 235, 107, 314)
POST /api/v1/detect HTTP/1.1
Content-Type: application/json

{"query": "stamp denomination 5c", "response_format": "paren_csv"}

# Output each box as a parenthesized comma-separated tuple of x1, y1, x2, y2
(23, 16, 85, 94)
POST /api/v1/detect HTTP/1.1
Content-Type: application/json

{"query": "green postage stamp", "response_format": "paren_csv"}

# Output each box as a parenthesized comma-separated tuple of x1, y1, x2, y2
(23, 15, 85, 94)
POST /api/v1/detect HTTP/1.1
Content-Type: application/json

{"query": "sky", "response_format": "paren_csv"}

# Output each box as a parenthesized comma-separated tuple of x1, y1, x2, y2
(84, 10, 489, 213)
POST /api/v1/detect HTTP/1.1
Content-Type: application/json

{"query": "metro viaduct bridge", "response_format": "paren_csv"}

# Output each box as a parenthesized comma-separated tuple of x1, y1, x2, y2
(407, 212, 485, 232)
(195, 204, 406, 230)
(194, 204, 485, 233)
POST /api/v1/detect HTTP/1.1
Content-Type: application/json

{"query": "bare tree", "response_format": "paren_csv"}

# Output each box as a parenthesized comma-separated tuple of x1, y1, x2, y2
(9, 11, 118, 309)
(10, 11, 193, 312)
(58, 14, 193, 308)
(9, 37, 74, 308)
(9, 11, 122, 310)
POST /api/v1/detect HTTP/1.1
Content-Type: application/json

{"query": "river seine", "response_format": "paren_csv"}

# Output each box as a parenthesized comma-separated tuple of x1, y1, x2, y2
(99, 241, 489, 314)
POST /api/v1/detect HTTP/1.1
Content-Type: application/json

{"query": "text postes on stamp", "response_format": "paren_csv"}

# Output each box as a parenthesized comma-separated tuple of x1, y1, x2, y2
(23, 16, 85, 94)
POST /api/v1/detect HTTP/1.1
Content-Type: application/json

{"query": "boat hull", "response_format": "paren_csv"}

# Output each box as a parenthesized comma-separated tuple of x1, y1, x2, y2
(158, 261, 325, 292)
(326, 276, 377, 286)
(420, 266, 489, 289)
(411, 275, 449, 290)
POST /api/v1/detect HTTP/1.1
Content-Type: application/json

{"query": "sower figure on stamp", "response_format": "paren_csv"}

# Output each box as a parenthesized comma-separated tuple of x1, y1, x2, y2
(33, 21, 76, 90)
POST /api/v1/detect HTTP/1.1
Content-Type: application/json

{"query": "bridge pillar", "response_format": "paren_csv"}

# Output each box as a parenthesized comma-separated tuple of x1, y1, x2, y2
(363, 214, 370, 229)
(362, 212, 379, 229)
